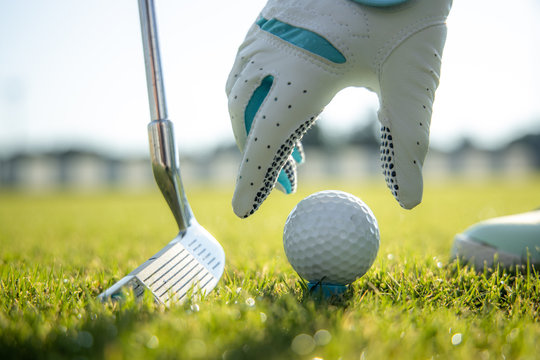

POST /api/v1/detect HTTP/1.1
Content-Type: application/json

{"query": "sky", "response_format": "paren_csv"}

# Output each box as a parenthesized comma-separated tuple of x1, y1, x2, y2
(1, 0, 539, 157)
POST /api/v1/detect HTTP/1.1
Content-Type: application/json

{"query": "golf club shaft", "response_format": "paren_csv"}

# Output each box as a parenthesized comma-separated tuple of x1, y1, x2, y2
(138, 0, 193, 231)
(138, 0, 167, 122)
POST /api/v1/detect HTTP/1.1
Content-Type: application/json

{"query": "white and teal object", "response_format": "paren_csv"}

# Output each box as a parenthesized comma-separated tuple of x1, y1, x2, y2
(283, 191, 380, 294)
(451, 210, 540, 271)
(226, 0, 452, 218)
(308, 283, 348, 297)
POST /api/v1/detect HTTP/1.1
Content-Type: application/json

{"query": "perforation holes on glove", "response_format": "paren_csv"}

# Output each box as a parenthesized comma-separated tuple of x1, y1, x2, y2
(380, 126, 400, 203)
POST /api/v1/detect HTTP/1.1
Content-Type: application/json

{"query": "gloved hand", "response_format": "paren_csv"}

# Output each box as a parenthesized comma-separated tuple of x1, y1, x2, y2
(226, 0, 452, 218)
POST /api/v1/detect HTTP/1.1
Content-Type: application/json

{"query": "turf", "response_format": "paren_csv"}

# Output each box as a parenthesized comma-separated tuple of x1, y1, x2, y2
(1, 176, 540, 359)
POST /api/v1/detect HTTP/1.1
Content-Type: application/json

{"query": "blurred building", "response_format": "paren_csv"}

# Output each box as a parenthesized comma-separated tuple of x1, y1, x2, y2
(0, 132, 538, 191)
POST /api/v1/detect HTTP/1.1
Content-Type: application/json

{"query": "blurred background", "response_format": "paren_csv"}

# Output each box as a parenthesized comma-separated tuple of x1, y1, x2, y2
(1, 0, 539, 190)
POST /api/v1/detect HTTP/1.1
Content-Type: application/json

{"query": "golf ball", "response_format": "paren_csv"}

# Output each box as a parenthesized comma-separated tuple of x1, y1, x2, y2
(283, 190, 380, 286)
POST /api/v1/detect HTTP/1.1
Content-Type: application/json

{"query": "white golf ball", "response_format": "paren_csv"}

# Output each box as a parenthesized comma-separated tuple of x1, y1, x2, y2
(283, 190, 380, 285)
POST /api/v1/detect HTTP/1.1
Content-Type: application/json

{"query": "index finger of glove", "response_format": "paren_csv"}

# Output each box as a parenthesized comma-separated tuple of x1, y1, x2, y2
(229, 62, 336, 218)
(225, 22, 262, 97)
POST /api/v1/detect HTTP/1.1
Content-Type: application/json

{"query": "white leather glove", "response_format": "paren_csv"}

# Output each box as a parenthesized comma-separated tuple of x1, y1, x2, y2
(226, 0, 452, 218)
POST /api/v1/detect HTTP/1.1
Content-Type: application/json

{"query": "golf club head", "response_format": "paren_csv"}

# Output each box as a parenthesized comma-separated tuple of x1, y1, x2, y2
(99, 221, 225, 306)
(98, 0, 226, 306)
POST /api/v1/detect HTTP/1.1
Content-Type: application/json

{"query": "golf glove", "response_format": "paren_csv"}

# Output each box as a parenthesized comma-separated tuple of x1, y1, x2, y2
(226, 0, 452, 218)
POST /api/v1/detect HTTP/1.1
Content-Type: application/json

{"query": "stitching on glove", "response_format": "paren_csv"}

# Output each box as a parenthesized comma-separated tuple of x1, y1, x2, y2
(257, 17, 346, 64)
(258, 31, 345, 76)
(230, 68, 276, 145)
(274, 1, 368, 65)
(374, 15, 447, 72)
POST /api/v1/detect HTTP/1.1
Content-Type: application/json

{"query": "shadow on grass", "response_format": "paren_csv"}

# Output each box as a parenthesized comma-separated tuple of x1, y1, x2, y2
(0, 294, 158, 360)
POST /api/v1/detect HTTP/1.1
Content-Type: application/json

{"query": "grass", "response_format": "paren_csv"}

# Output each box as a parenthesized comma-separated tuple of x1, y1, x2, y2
(1, 176, 540, 359)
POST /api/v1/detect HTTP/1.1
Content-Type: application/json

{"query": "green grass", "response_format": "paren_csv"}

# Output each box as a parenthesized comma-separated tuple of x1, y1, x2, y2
(1, 176, 540, 359)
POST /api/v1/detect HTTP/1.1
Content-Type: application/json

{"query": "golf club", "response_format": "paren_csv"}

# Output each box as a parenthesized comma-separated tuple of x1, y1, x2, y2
(98, 0, 225, 306)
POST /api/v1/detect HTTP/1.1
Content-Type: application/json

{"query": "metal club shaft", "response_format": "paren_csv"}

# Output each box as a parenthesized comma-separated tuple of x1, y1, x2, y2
(138, 0, 193, 232)
(138, 0, 167, 122)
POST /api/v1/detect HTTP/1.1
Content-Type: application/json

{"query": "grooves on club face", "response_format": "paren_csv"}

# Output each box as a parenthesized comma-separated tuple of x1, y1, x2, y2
(99, 223, 225, 306)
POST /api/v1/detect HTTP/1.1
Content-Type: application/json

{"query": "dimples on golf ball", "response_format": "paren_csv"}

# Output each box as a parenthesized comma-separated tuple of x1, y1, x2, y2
(283, 190, 380, 285)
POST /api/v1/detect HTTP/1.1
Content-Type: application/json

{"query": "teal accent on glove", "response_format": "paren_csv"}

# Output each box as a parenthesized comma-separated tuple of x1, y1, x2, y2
(350, 0, 408, 6)
(291, 146, 304, 164)
(244, 75, 274, 133)
(277, 169, 293, 194)
(256, 17, 346, 64)
(244, 75, 294, 194)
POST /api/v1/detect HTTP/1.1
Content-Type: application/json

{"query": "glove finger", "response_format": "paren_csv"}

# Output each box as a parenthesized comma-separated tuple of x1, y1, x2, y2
(227, 58, 272, 153)
(226, 55, 249, 98)
(378, 24, 447, 209)
(225, 22, 263, 96)
(228, 51, 304, 197)
(229, 65, 335, 218)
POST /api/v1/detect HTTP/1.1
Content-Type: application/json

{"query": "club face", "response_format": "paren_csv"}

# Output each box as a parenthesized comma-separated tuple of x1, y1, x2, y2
(99, 222, 225, 306)
(149, 222, 225, 305)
